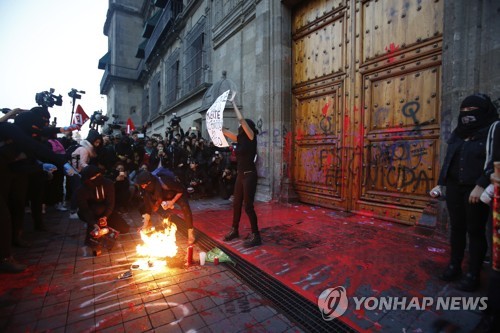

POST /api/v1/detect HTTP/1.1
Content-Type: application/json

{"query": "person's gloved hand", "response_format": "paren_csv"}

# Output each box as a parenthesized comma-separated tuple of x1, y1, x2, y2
(43, 163, 57, 173)
(161, 201, 175, 210)
(63, 162, 78, 176)
(141, 213, 151, 229)
(480, 184, 494, 205)
(61, 124, 81, 132)
(429, 185, 442, 198)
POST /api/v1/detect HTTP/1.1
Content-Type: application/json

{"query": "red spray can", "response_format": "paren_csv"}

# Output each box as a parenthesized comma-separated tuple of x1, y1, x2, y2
(187, 245, 193, 266)
(214, 257, 219, 265)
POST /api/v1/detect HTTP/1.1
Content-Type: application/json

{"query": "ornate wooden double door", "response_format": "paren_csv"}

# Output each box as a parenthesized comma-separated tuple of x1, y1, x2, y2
(291, 0, 443, 225)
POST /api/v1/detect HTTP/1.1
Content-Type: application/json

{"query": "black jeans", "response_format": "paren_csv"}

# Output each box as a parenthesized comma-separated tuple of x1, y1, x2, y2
(232, 170, 259, 234)
(445, 184, 490, 274)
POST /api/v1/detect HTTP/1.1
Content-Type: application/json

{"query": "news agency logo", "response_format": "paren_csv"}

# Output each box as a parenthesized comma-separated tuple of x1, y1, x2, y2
(317, 286, 348, 320)
(318, 286, 488, 320)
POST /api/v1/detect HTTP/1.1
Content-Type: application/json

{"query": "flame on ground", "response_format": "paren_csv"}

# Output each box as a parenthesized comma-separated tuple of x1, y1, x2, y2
(134, 218, 178, 270)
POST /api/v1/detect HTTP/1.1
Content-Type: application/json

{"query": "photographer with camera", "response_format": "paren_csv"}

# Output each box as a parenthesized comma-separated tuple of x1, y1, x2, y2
(149, 141, 169, 171)
(168, 113, 182, 136)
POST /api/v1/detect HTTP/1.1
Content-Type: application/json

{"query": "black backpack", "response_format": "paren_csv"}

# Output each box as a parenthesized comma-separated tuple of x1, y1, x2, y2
(65, 143, 81, 163)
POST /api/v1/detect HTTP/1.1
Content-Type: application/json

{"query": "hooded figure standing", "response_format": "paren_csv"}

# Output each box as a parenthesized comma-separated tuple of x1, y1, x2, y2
(221, 92, 261, 248)
(76, 165, 130, 246)
(430, 93, 499, 292)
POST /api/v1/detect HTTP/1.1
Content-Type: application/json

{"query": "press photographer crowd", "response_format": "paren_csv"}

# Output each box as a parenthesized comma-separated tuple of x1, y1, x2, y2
(0, 90, 237, 273)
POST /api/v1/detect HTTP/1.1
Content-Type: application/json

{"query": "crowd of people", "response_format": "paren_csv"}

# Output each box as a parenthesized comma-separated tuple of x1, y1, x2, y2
(60, 125, 238, 215)
(0, 107, 241, 273)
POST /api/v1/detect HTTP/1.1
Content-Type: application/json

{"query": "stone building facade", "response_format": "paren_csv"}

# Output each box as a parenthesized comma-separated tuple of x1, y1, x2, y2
(99, 0, 500, 230)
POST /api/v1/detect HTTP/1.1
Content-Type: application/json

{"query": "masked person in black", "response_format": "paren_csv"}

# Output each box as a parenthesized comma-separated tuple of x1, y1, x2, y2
(221, 92, 261, 248)
(12, 109, 79, 240)
(0, 121, 77, 272)
(134, 169, 195, 244)
(76, 165, 130, 247)
(430, 93, 499, 292)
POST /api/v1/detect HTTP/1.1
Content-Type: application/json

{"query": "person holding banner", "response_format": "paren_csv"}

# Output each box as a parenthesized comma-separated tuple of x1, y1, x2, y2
(221, 92, 262, 248)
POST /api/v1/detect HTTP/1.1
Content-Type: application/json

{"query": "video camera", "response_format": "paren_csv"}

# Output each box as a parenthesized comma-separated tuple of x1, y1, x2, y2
(68, 88, 85, 100)
(169, 113, 181, 127)
(35, 88, 63, 108)
(90, 110, 109, 129)
(108, 114, 123, 130)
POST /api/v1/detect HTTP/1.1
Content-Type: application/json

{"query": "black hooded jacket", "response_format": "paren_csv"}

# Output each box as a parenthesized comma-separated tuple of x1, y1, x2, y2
(76, 165, 115, 225)
(135, 170, 186, 214)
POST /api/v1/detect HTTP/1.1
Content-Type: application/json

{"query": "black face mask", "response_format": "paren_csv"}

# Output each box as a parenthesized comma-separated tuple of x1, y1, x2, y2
(455, 109, 495, 139)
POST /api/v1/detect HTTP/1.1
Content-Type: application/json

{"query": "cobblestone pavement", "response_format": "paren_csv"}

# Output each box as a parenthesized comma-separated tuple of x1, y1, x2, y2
(0, 206, 305, 333)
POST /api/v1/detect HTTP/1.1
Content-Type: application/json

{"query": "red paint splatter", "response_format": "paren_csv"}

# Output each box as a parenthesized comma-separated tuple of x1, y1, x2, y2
(385, 42, 400, 63)
(32, 283, 50, 295)
(184, 287, 220, 297)
(321, 103, 329, 116)
(295, 128, 305, 141)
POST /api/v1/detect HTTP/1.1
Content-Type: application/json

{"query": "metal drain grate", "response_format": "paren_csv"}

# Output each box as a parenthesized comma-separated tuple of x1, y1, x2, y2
(175, 220, 358, 333)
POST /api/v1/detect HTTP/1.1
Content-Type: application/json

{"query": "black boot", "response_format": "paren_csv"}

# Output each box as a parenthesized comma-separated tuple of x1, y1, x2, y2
(243, 233, 262, 248)
(223, 228, 239, 241)
(439, 264, 462, 282)
(0, 256, 27, 273)
(456, 272, 480, 292)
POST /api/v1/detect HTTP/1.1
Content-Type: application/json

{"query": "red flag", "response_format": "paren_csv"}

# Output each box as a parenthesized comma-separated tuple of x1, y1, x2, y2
(72, 104, 89, 126)
(126, 117, 136, 134)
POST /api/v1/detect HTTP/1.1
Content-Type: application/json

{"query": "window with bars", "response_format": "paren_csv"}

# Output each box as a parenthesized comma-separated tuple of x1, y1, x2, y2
(165, 49, 180, 106)
(184, 16, 206, 93)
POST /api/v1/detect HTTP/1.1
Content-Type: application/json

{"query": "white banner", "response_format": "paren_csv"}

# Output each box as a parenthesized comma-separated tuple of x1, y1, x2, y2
(206, 90, 230, 147)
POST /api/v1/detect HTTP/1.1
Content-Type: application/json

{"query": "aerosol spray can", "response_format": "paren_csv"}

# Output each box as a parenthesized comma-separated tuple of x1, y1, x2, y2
(187, 245, 193, 266)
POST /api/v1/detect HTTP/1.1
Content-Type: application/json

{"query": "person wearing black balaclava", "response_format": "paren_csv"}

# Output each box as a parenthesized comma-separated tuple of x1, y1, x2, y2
(221, 92, 262, 248)
(76, 165, 130, 247)
(0, 121, 77, 273)
(430, 93, 499, 292)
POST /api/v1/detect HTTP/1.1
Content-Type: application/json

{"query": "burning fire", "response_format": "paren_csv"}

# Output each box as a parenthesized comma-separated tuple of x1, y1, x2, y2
(133, 218, 178, 270)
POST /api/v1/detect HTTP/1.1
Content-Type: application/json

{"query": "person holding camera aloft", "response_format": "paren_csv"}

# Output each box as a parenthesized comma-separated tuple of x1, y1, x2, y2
(221, 92, 261, 248)
(430, 94, 498, 292)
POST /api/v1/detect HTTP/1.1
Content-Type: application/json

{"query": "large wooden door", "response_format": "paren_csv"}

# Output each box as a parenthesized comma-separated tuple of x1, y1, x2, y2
(291, 0, 443, 225)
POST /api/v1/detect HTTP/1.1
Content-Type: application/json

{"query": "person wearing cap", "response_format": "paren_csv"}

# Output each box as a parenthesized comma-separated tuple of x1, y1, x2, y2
(76, 165, 130, 247)
(221, 91, 262, 248)
(134, 169, 195, 244)
(430, 93, 499, 291)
